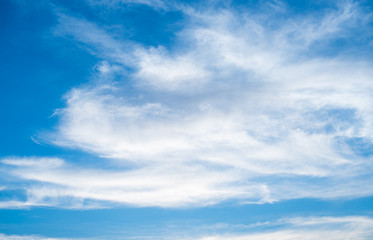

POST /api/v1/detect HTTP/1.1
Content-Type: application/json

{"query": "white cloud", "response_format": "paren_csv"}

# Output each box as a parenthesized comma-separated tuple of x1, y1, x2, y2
(85, 0, 170, 10)
(2, 1, 373, 208)
(1, 216, 373, 239)
(134, 46, 211, 90)
(1, 157, 267, 208)
(194, 216, 373, 240)
(0, 234, 67, 240)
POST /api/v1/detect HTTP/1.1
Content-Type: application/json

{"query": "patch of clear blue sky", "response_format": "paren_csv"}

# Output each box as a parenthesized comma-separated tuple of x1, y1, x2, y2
(0, 0, 96, 157)
(1, 0, 373, 238)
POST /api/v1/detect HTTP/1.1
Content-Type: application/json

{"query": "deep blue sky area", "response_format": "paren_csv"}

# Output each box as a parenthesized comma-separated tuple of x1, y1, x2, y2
(0, 0, 97, 157)
(1, 0, 373, 239)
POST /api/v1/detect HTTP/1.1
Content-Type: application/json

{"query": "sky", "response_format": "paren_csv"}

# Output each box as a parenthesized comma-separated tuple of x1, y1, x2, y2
(1, 0, 373, 239)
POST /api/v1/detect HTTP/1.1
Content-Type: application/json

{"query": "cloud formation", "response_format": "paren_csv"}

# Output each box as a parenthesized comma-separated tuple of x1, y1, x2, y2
(195, 216, 373, 240)
(2, 0, 373, 208)
(1, 216, 373, 239)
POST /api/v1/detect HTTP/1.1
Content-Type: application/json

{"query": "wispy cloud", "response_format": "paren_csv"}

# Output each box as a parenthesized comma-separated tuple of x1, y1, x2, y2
(195, 216, 373, 240)
(1, 157, 266, 208)
(85, 0, 171, 10)
(1, 216, 373, 239)
(2, 1, 373, 208)
(0, 234, 72, 240)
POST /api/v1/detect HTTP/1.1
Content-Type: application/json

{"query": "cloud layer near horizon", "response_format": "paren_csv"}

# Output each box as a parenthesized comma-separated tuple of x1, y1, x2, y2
(1, 0, 373, 208)
(2, 216, 373, 239)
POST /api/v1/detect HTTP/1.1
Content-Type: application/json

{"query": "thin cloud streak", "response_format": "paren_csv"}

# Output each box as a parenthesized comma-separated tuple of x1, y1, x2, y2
(195, 216, 373, 240)
(1, 216, 373, 239)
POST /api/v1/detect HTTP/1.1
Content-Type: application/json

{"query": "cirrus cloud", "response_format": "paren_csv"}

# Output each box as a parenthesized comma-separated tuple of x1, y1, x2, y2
(2, 0, 373, 208)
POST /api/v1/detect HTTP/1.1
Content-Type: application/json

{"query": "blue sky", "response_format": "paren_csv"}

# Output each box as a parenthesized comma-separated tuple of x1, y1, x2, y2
(1, 0, 373, 239)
